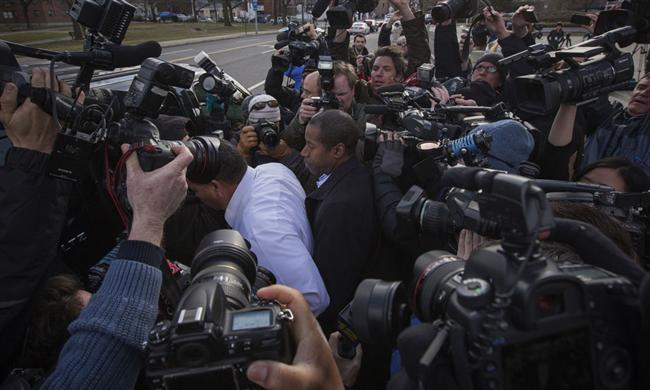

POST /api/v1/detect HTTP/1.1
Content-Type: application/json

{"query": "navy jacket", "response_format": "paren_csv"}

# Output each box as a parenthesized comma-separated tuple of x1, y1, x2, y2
(306, 157, 378, 334)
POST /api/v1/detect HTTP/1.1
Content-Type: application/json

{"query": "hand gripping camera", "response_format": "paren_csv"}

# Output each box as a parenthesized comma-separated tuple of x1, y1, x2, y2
(146, 230, 294, 390)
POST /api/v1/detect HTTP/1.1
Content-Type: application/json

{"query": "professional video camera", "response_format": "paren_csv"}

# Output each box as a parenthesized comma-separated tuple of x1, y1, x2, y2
(273, 23, 325, 68)
(343, 167, 643, 389)
(146, 230, 294, 390)
(502, 26, 637, 116)
(594, 0, 650, 44)
(310, 0, 377, 29)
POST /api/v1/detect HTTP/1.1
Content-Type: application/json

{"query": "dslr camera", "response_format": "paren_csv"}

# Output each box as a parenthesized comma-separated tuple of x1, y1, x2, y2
(146, 230, 294, 390)
(254, 121, 280, 148)
(343, 167, 642, 390)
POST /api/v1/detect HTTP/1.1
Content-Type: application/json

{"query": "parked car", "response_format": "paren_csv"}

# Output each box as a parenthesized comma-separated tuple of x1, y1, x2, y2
(176, 13, 192, 22)
(364, 19, 377, 32)
(350, 21, 370, 35)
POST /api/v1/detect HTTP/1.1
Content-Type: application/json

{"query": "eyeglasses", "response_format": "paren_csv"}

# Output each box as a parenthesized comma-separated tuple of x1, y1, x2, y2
(251, 100, 279, 110)
(474, 65, 498, 74)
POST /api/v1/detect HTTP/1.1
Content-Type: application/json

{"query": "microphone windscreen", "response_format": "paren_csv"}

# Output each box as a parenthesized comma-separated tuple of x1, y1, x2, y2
(109, 41, 162, 67)
(311, 0, 330, 18)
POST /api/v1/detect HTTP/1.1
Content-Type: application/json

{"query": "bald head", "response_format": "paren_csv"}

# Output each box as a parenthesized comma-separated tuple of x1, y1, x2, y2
(301, 71, 321, 99)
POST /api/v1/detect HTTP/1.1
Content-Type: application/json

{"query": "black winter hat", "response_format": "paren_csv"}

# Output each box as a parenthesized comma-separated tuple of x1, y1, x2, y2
(473, 52, 507, 83)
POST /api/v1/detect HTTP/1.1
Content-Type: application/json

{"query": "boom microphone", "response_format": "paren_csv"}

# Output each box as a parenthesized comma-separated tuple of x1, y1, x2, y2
(60, 41, 162, 69)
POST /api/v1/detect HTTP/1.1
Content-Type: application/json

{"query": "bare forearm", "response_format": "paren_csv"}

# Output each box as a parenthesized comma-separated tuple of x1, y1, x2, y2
(548, 104, 577, 147)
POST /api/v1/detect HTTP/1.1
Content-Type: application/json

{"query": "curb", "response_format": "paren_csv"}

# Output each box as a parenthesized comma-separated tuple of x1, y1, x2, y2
(159, 30, 278, 48)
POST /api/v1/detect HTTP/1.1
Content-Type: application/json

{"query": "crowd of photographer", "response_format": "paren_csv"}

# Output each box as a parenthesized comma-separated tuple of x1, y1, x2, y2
(2, 0, 650, 388)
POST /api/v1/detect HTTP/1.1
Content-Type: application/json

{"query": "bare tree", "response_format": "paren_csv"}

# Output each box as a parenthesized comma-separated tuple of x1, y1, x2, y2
(223, 0, 232, 25)
(18, 0, 37, 29)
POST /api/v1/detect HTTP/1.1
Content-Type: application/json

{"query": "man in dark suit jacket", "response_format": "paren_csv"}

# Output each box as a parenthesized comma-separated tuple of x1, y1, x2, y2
(300, 110, 378, 335)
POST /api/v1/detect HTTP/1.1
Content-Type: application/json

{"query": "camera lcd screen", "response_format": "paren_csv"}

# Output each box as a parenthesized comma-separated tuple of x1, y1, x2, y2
(501, 327, 593, 390)
(232, 310, 272, 331)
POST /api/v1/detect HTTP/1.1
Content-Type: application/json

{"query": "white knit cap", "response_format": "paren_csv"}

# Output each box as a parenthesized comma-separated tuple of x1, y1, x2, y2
(247, 94, 281, 123)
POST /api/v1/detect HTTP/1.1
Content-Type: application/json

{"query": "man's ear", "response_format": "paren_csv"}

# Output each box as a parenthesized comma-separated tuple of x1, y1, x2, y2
(332, 143, 346, 159)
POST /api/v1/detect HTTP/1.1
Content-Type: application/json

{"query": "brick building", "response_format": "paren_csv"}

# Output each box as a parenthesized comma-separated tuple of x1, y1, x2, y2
(1, 0, 72, 25)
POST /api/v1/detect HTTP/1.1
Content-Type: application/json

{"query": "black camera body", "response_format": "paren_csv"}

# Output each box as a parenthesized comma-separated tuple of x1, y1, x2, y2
(427, 247, 639, 390)
(502, 26, 637, 116)
(344, 167, 643, 389)
(254, 121, 280, 147)
(147, 301, 293, 390)
(430, 0, 480, 24)
(146, 230, 294, 390)
(274, 24, 323, 68)
(68, 0, 135, 43)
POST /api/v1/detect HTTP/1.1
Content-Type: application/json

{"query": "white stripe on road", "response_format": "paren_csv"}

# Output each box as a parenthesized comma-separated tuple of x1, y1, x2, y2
(163, 48, 194, 55)
(260, 49, 275, 54)
(170, 40, 274, 63)
(247, 80, 265, 91)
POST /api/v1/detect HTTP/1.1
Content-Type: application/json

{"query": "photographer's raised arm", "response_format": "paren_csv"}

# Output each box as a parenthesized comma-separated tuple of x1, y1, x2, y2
(433, 18, 462, 79)
(539, 104, 577, 180)
(42, 144, 192, 389)
(392, 0, 430, 77)
(0, 69, 74, 376)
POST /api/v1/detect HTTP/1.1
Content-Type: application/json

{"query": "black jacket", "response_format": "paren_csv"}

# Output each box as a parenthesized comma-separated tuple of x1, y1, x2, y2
(306, 157, 377, 335)
(433, 22, 462, 79)
(0, 148, 72, 378)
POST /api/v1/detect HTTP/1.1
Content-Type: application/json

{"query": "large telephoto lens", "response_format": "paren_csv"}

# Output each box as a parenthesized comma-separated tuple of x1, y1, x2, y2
(345, 279, 411, 345)
(183, 136, 221, 184)
(192, 229, 258, 309)
(410, 250, 465, 322)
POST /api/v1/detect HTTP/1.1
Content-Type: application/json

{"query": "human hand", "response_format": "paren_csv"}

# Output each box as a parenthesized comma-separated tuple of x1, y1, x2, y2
(122, 143, 192, 246)
(258, 139, 292, 160)
(388, 0, 414, 21)
(0, 68, 71, 153)
(482, 6, 509, 39)
(584, 13, 597, 34)
(456, 229, 486, 260)
(430, 85, 450, 107)
(512, 5, 534, 37)
(298, 98, 318, 125)
(387, 10, 402, 27)
(449, 94, 477, 107)
(303, 23, 318, 39)
(237, 125, 259, 157)
(246, 285, 344, 390)
(356, 55, 364, 68)
(377, 131, 405, 177)
(327, 332, 362, 387)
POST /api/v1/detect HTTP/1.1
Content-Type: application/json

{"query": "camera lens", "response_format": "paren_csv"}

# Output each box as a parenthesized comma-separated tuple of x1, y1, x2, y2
(183, 136, 221, 184)
(410, 250, 465, 322)
(253, 266, 277, 294)
(347, 279, 411, 345)
(260, 127, 279, 147)
(192, 229, 258, 308)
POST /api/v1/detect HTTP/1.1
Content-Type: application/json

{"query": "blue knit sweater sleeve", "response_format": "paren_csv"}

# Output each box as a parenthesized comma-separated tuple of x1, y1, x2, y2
(40, 241, 164, 390)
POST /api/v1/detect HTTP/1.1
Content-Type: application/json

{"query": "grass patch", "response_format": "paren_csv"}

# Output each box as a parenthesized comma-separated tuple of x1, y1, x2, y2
(4, 22, 278, 53)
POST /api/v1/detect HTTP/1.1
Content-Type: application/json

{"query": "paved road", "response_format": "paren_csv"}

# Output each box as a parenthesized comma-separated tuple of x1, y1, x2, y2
(17, 31, 380, 93)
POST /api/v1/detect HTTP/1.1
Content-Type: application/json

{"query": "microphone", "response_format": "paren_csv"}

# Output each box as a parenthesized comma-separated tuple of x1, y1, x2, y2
(312, 0, 330, 18)
(60, 41, 162, 70)
(274, 40, 290, 50)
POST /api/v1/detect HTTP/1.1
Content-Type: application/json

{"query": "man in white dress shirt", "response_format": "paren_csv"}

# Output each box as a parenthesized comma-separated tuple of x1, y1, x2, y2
(187, 140, 330, 315)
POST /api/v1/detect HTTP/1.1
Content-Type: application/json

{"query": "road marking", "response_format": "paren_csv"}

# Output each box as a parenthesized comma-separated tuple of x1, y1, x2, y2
(247, 80, 265, 91)
(260, 49, 275, 54)
(163, 48, 194, 55)
(170, 40, 274, 63)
